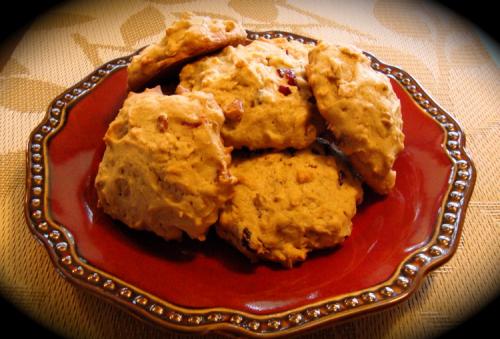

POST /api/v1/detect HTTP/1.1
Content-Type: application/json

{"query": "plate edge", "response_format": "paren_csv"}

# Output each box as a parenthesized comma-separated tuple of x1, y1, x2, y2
(23, 30, 477, 337)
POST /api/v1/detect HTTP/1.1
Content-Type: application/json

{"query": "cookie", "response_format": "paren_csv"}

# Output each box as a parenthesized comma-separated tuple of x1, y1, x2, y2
(307, 42, 405, 194)
(95, 88, 236, 241)
(127, 13, 247, 92)
(217, 148, 363, 267)
(177, 38, 320, 150)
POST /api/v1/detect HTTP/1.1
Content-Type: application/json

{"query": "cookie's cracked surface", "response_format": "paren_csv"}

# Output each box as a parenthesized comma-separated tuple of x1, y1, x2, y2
(218, 148, 362, 267)
(178, 38, 321, 150)
(307, 43, 404, 194)
(95, 88, 236, 241)
(128, 13, 247, 92)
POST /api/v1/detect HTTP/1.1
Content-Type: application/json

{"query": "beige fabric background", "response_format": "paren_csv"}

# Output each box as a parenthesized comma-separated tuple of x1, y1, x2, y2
(1, 0, 498, 337)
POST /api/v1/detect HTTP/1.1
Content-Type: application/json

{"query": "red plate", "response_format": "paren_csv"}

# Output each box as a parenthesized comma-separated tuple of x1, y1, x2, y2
(25, 31, 476, 336)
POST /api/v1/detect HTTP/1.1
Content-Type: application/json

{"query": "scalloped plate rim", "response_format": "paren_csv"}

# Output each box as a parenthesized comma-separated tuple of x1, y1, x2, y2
(24, 30, 477, 337)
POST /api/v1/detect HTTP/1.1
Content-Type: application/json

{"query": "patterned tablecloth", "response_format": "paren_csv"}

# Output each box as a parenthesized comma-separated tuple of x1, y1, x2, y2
(0, 0, 498, 338)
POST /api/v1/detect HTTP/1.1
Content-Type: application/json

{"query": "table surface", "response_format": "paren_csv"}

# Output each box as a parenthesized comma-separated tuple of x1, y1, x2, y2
(1, 0, 498, 338)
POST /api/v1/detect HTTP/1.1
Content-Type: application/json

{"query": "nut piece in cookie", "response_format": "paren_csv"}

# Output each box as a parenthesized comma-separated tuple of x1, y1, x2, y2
(307, 42, 405, 194)
(217, 148, 363, 267)
(127, 12, 247, 92)
(95, 88, 236, 241)
(178, 38, 321, 150)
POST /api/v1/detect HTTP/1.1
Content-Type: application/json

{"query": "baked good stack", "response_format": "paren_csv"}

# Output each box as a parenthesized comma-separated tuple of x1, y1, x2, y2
(95, 13, 404, 267)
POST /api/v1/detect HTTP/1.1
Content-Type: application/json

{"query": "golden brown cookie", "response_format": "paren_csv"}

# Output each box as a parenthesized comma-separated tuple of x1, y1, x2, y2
(95, 88, 236, 241)
(217, 148, 363, 267)
(177, 38, 320, 150)
(307, 42, 405, 194)
(127, 13, 247, 92)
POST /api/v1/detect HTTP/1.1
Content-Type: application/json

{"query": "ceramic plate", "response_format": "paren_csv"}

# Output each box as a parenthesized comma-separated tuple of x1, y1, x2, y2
(25, 31, 476, 337)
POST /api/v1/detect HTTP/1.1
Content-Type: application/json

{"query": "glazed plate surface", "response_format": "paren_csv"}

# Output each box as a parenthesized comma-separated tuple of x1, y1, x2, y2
(25, 31, 476, 336)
